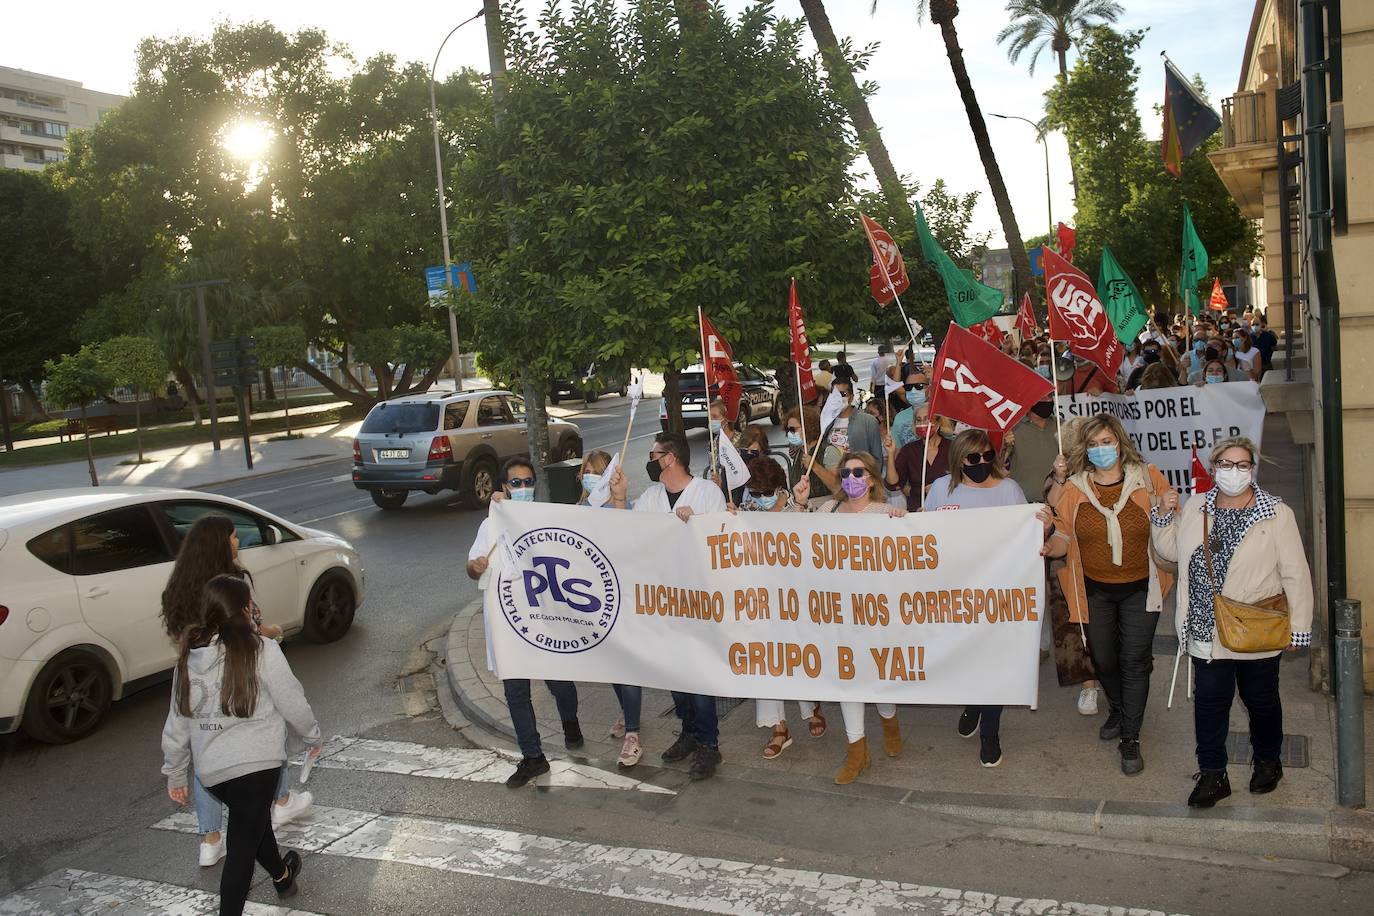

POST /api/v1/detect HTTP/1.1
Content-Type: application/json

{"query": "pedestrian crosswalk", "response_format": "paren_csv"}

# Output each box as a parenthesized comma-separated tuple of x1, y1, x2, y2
(0, 735, 1192, 916)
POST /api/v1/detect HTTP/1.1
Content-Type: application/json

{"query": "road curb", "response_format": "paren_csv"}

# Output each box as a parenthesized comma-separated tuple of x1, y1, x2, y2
(188, 454, 348, 492)
(444, 598, 519, 745)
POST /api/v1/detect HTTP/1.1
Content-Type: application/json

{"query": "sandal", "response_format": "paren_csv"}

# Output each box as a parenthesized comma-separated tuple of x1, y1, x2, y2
(762, 725, 792, 759)
(807, 711, 827, 739)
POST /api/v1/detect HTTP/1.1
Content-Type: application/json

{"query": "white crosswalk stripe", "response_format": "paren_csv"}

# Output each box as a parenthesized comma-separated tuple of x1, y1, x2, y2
(0, 868, 319, 915)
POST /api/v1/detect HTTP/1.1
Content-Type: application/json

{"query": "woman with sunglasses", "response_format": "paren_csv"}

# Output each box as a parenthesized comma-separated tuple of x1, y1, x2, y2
(884, 402, 949, 511)
(889, 371, 931, 453)
(792, 450, 906, 784)
(1043, 415, 1173, 776)
(782, 405, 837, 498)
(923, 430, 1053, 767)
(727, 457, 828, 759)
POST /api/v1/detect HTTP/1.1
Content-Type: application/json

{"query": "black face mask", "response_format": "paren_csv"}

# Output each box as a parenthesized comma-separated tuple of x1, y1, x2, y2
(1030, 401, 1054, 419)
(963, 463, 994, 484)
(646, 458, 664, 483)
(1142, 349, 1161, 364)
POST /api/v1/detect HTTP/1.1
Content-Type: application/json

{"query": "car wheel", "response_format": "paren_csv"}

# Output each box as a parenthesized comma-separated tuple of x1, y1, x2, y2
(22, 649, 113, 744)
(618, 384, 627, 397)
(464, 457, 497, 509)
(550, 393, 561, 405)
(303, 573, 356, 644)
(370, 489, 408, 510)
(583, 388, 599, 405)
(559, 434, 583, 461)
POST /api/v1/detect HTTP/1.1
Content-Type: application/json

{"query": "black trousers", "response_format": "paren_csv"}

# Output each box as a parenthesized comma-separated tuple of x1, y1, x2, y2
(206, 767, 286, 916)
(1193, 654, 1283, 771)
(1084, 585, 1157, 743)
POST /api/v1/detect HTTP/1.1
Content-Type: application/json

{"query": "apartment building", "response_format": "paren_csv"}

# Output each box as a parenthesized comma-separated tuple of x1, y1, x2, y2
(0, 66, 124, 171)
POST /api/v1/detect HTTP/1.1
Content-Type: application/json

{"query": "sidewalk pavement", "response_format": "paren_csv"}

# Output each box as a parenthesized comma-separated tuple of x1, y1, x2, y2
(0, 416, 360, 497)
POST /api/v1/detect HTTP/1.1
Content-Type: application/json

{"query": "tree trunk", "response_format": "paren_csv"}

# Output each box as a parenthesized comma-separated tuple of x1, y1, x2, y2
(0, 383, 12, 451)
(799, 0, 915, 236)
(80, 403, 97, 486)
(663, 369, 684, 436)
(134, 390, 144, 463)
(262, 368, 276, 401)
(283, 385, 292, 436)
(174, 365, 202, 425)
(298, 363, 374, 408)
(1055, 50, 1080, 200)
(931, 4, 1038, 306)
(19, 379, 48, 421)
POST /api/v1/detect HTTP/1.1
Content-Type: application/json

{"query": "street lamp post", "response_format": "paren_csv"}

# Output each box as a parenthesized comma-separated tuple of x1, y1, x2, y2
(430, 8, 485, 392)
(990, 112, 1054, 245)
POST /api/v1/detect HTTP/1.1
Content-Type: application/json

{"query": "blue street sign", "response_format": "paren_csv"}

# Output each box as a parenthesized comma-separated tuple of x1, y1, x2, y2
(424, 262, 478, 298)
(1029, 246, 1045, 277)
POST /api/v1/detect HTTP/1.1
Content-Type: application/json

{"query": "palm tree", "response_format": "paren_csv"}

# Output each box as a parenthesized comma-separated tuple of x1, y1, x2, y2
(798, 1, 915, 235)
(997, 0, 1123, 79)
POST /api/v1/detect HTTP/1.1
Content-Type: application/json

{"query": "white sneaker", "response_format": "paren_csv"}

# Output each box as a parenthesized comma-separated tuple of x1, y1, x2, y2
(271, 790, 313, 828)
(198, 837, 225, 867)
(609, 715, 626, 739)
(617, 733, 642, 768)
(1077, 687, 1099, 716)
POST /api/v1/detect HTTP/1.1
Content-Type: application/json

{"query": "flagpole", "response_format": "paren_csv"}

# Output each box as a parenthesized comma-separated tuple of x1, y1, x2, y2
(1049, 335, 1065, 455)
(697, 306, 719, 477)
(794, 369, 807, 455)
(619, 373, 638, 460)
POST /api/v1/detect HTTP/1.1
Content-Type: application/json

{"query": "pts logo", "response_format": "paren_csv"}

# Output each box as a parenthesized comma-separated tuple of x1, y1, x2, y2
(938, 359, 1023, 429)
(523, 556, 601, 614)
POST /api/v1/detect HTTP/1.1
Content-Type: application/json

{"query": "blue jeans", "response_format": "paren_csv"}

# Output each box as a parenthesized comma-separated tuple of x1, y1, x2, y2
(194, 764, 289, 835)
(503, 679, 579, 759)
(672, 692, 719, 747)
(977, 705, 1003, 738)
(612, 684, 642, 733)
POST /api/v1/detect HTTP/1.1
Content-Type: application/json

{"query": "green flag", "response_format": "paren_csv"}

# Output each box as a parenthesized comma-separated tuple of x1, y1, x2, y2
(913, 199, 1001, 327)
(1179, 203, 1209, 315)
(1098, 245, 1149, 344)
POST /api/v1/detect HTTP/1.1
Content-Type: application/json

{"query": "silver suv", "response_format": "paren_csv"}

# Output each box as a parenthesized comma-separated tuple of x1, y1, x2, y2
(351, 390, 582, 510)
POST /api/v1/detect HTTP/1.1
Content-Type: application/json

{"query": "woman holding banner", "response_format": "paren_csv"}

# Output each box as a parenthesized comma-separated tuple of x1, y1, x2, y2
(793, 451, 905, 784)
(1044, 415, 1173, 777)
(731, 457, 827, 759)
(1149, 437, 1312, 808)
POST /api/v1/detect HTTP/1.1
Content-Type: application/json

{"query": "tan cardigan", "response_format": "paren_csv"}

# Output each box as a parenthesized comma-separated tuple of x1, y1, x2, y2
(1052, 464, 1175, 624)
(1150, 489, 1314, 661)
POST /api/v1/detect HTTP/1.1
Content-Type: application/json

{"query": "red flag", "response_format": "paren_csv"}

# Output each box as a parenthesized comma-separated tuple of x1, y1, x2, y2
(929, 322, 1055, 439)
(861, 214, 910, 307)
(1191, 446, 1214, 494)
(699, 309, 743, 422)
(1055, 222, 1077, 262)
(971, 318, 1005, 347)
(1044, 248, 1123, 379)
(1015, 291, 1038, 339)
(788, 279, 817, 404)
(1208, 277, 1229, 312)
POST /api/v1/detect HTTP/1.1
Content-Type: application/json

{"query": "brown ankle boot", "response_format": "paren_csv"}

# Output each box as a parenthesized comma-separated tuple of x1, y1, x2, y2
(834, 737, 871, 785)
(880, 714, 902, 757)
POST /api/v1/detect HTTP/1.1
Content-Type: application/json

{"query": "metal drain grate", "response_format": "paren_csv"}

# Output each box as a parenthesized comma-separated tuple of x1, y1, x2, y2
(1225, 732, 1309, 767)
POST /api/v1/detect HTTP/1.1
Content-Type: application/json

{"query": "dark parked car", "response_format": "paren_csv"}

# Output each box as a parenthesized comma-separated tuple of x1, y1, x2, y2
(660, 363, 781, 431)
(550, 362, 630, 405)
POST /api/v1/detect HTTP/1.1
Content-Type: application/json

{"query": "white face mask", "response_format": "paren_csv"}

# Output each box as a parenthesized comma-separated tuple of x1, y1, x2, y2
(1214, 466, 1253, 496)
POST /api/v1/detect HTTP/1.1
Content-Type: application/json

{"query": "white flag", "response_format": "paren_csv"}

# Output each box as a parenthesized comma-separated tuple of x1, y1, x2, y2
(908, 318, 924, 341)
(883, 373, 904, 398)
(627, 372, 644, 405)
(588, 452, 619, 508)
(819, 386, 846, 433)
(717, 429, 751, 490)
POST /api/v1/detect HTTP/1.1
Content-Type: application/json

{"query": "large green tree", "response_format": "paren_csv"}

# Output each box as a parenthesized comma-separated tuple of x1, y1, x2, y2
(1046, 28, 1258, 308)
(44, 347, 116, 486)
(98, 335, 167, 462)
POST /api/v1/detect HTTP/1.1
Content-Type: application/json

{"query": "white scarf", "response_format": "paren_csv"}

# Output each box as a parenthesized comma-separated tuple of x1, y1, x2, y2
(1073, 463, 1148, 566)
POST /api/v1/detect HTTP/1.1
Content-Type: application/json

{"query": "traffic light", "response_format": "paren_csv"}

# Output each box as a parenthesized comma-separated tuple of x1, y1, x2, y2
(210, 336, 259, 388)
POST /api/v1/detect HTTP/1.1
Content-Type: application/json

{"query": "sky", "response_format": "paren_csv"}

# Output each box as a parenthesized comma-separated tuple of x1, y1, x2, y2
(1, 0, 1258, 246)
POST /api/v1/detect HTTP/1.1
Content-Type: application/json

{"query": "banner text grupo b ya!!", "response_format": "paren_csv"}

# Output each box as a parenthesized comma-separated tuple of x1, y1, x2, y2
(484, 502, 1045, 707)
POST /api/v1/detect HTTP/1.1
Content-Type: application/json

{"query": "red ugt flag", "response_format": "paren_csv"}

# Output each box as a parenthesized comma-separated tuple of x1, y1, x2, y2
(788, 279, 817, 404)
(861, 214, 910, 307)
(1055, 222, 1077, 262)
(1015, 291, 1038, 339)
(971, 318, 1005, 348)
(1208, 277, 1229, 312)
(1191, 446, 1214, 494)
(1044, 248, 1123, 379)
(929, 322, 1055, 439)
(699, 309, 743, 422)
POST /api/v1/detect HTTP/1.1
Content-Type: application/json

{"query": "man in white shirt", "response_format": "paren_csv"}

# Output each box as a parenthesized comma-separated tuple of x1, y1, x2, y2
(868, 343, 895, 398)
(467, 457, 583, 789)
(609, 432, 725, 779)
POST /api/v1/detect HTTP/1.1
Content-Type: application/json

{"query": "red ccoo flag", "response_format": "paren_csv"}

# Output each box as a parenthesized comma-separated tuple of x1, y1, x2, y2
(971, 318, 1005, 348)
(861, 214, 910, 307)
(1015, 291, 1038, 339)
(929, 322, 1055, 446)
(1191, 446, 1214, 494)
(699, 309, 743, 422)
(788, 279, 817, 404)
(1056, 222, 1077, 262)
(1044, 248, 1123, 380)
(1208, 277, 1229, 312)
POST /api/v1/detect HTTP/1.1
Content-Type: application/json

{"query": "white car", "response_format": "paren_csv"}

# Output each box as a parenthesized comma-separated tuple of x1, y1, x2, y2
(0, 487, 365, 743)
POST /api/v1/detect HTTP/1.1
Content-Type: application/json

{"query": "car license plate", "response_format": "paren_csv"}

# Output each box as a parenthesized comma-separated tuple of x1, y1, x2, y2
(377, 448, 409, 459)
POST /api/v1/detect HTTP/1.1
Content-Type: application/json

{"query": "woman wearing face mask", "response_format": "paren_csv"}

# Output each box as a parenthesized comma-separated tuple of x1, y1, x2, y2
(730, 457, 827, 758)
(1149, 438, 1312, 808)
(782, 405, 836, 498)
(889, 370, 931, 453)
(792, 451, 906, 784)
(1231, 329, 1261, 382)
(924, 430, 1055, 767)
(576, 450, 613, 505)
(1119, 340, 1145, 389)
(1044, 415, 1174, 776)
(1196, 359, 1230, 386)
(1184, 336, 1209, 380)
(885, 403, 949, 511)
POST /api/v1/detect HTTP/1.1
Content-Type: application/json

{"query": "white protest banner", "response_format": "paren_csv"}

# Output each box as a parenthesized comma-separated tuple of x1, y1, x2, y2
(1056, 381, 1265, 491)
(717, 429, 750, 490)
(484, 501, 1044, 706)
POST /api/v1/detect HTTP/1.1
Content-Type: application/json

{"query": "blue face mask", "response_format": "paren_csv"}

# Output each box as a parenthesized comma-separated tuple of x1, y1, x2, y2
(1193, 340, 1206, 353)
(709, 419, 721, 435)
(580, 473, 602, 494)
(508, 487, 535, 502)
(785, 431, 803, 448)
(1205, 375, 1225, 385)
(1087, 445, 1118, 470)
(1232, 338, 1244, 349)
(1034, 365, 1052, 379)
(748, 492, 780, 511)
(906, 388, 927, 408)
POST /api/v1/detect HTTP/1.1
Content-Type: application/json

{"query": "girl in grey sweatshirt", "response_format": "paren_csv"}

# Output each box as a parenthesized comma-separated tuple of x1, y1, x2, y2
(161, 574, 322, 914)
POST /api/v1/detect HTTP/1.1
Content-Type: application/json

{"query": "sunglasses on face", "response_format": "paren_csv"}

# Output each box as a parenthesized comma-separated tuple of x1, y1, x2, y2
(747, 489, 777, 499)
(903, 381, 927, 391)
(741, 449, 761, 459)
(506, 477, 536, 488)
(785, 425, 801, 434)
(648, 450, 667, 460)
(962, 450, 997, 466)
(839, 467, 867, 479)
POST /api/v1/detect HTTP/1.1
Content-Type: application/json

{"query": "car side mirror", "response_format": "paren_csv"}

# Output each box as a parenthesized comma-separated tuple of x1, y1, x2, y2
(264, 525, 282, 546)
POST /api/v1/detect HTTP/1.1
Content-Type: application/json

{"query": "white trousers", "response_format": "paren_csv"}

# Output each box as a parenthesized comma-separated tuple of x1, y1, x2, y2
(839, 702, 897, 743)
(755, 699, 819, 728)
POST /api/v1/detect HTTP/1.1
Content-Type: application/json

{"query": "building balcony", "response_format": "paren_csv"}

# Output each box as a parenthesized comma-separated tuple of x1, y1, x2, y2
(1207, 90, 1283, 219)
(0, 152, 45, 171)
(0, 124, 64, 148)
